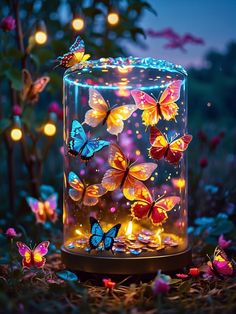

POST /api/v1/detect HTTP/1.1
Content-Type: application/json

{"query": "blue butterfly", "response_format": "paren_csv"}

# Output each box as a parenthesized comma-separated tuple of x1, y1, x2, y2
(68, 120, 110, 161)
(89, 217, 121, 252)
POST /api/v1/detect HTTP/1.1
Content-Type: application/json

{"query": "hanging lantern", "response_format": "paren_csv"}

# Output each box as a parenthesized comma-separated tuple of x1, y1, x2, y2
(62, 57, 192, 274)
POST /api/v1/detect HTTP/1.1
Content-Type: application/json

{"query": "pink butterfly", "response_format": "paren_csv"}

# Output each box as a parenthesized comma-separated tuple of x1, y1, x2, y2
(16, 241, 50, 268)
(26, 193, 58, 224)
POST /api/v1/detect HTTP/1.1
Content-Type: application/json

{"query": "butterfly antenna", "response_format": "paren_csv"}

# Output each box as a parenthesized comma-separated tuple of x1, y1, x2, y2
(155, 193, 165, 202)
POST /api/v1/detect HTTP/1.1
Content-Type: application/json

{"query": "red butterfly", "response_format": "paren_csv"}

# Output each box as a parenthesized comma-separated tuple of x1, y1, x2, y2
(130, 184, 180, 225)
(21, 69, 50, 104)
(16, 241, 50, 268)
(56, 36, 90, 68)
(149, 126, 192, 164)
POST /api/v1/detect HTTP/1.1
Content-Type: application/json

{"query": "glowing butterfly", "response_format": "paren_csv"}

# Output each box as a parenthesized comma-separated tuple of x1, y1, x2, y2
(131, 80, 182, 126)
(68, 171, 107, 206)
(84, 89, 137, 136)
(101, 143, 157, 200)
(130, 184, 180, 225)
(207, 246, 234, 278)
(16, 241, 50, 268)
(89, 217, 121, 252)
(21, 69, 50, 104)
(26, 194, 58, 224)
(149, 126, 192, 164)
(56, 36, 90, 68)
(68, 120, 109, 161)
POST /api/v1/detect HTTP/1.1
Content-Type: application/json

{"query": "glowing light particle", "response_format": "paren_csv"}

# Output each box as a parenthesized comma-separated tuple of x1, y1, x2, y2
(10, 128, 22, 141)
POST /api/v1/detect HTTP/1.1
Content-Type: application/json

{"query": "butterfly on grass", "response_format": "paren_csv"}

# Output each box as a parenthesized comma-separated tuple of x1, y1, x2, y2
(207, 246, 235, 278)
(84, 88, 137, 136)
(68, 120, 109, 161)
(68, 171, 107, 206)
(149, 126, 192, 164)
(26, 194, 58, 224)
(131, 80, 182, 126)
(89, 217, 121, 252)
(130, 184, 180, 225)
(101, 143, 157, 200)
(56, 36, 90, 68)
(16, 241, 50, 268)
(21, 69, 50, 104)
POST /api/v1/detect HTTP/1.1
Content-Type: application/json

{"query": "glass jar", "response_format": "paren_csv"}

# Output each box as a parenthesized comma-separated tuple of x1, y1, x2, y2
(62, 57, 192, 274)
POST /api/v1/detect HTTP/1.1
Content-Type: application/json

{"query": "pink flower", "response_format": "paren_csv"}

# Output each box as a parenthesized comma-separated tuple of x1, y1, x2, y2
(48, 102, 60, 114)
(218, 234, 232, 249)
(152, 272, 171, 295)
(197, 130, 207, 143)
(209, 135, 221, 150)
(176, 273, 188, 279)
(0, 16, 16, 31)
(102, 278, 116, 289)
(12, 104, 22, 116)
(199, 157, 208, 168)
(5, 227, 21, 238)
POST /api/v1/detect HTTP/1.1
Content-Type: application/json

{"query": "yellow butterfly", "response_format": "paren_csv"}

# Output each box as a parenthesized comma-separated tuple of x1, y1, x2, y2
(84, 89, 137, 136)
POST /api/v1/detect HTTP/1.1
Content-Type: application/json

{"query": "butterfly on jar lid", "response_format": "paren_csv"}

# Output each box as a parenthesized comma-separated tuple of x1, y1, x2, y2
(56, 36, 90, 68)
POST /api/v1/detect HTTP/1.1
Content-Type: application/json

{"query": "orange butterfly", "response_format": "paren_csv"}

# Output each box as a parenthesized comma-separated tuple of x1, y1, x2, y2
(84, 89, 137, 136)
(131, 80, 182, 126)
(130, 184, 180, 225)
(17, 241, 50, 268)
(149, 126, 192, 164)
(68, 171, 107, 206)
(101, 143, 157, 200)
(21, 69, 50, 104)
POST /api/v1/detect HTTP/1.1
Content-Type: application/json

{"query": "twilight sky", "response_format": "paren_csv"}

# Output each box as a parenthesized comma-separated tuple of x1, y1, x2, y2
(127, 0, 236, 68)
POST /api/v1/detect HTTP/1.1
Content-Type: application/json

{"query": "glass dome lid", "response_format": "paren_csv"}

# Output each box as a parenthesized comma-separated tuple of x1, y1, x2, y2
(64, 56, 188, 76)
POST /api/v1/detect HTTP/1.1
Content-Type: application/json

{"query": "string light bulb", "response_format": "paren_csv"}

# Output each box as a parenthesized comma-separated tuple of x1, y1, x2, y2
(11, 128, 22, 141)
(72, 17, 84, 31)
(35, 20, 47, 45)
(107, 11, 119, 25)
(10, 115, 22, 142)
(43, 112, 57, 137)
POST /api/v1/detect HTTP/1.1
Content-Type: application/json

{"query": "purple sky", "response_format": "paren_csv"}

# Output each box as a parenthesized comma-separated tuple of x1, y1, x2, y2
(127, 0, 236, 67)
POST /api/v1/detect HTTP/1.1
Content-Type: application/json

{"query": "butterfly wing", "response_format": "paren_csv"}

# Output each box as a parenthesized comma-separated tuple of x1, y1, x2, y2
(212, 246, 234, 276)
(101, 143, 128, 191)
(131, 90, 159, 126)
(68, 171, 85, 202)
(69, 120, 87, 155)
(151, 196, 180, 225)
(149, 127, 169, 161)
(26, 196, 47, 224)
(123, 162, 157, 200)
(30, 76, 50, 101)
(57, 52, 77, 68)
(131, 185, 153, 219)
(167, 134, 192, 164)
(16, 242, 33, 268)
(80, 138, 110, 160)
(159, 80, 182, 121)
(89, 217, 104, 249)
(104, 224, 121, 251)
(106, 105, 137, 136)
(83, 184, 107, 206)
(21, 69, 33, 102)
(44, 193, 58, 223)
(84, 89, 109, 127)
(69, 36, 91, 62)
(32, 241, 50, 268)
